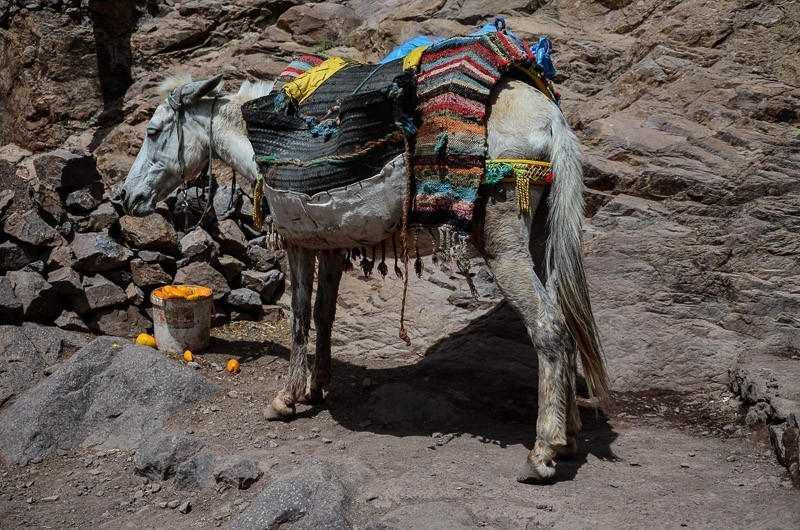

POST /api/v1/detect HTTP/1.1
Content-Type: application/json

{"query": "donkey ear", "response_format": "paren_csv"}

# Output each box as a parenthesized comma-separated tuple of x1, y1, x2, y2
(181, 74, 224, 104)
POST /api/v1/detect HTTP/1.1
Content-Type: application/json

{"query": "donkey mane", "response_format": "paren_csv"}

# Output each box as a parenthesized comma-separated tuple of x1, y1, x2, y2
(158, 73, 194, 94)
(158, 74, 273, 102)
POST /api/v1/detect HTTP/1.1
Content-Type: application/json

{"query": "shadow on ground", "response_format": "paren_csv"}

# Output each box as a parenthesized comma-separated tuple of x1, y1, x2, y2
(248, 301, 620, 482)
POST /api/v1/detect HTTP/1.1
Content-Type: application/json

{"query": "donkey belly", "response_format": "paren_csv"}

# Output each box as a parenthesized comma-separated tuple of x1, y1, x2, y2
(265, 154, 405, 250)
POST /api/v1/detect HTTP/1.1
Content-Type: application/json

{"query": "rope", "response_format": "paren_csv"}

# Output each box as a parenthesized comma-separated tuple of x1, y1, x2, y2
(398, 134, 413, 347)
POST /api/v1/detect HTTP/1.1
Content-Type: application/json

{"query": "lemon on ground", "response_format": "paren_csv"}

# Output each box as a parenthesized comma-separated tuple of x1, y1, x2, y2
(135, 333, 157, 348)
(226, 359, 241, 373)
(183, 350, 193, 362)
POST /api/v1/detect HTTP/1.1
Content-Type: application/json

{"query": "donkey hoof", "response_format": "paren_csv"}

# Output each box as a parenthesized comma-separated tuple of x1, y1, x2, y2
(556, 438, 578, 459)
(265, 397, 295, 422)
(516, 456, 556, 483)
(298, 387, 325, 405)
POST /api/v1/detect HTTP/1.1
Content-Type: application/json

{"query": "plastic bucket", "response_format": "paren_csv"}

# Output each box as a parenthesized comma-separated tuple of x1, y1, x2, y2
(150, 286, 213, 354)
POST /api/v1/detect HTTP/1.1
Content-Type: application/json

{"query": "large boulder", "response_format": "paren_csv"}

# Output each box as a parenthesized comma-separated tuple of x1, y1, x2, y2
(47, 266, 83, 295)
(226, 288, 262, 311)
(0, 337, 217, 464)
(63, 181, 104, 212)
(215, 218, 248, 255)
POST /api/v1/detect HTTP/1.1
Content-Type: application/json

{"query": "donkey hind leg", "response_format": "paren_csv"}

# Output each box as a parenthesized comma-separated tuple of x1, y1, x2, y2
(528, 189, 581, 459)
(303, 250, 346, 404)
(266, 245, 316, 421)
(558, 338, 581, 457)
(474, 184, 568, 481)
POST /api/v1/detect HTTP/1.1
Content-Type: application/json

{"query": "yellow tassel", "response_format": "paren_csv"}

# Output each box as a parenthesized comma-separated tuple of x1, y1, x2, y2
(516, 172, 530, 214)
(253, 173, 264, 229)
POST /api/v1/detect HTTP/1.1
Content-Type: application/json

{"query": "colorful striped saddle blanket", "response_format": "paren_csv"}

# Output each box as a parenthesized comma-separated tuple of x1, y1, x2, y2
(409, 30, 557, 233)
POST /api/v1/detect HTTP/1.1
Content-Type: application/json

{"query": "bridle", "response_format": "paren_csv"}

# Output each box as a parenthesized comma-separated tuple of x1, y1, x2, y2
(167, 87, 237, 230)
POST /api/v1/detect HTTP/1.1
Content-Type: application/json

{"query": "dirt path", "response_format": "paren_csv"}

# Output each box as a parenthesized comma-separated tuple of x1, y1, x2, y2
(1, 272, 797, 528)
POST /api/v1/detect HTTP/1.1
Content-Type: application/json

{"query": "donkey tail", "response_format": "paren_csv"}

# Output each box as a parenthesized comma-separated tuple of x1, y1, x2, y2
(545, 112, 610, 401)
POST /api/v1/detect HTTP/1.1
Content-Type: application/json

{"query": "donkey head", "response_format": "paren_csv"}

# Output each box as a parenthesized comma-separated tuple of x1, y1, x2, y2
(120, 74, 223, 216)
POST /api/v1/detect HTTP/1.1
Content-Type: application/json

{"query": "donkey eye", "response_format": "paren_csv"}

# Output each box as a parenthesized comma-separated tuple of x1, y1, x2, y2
(147, 127, 161, 138)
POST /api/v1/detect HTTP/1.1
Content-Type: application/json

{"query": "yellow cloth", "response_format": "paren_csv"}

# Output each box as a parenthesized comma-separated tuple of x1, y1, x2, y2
(282, 57, 357, 104)
(402, 45, 430, 71)
(513, 67, 558, 104)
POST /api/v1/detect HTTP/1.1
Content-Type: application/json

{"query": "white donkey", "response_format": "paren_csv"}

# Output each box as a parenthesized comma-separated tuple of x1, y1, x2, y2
(120, 73, 609, 482)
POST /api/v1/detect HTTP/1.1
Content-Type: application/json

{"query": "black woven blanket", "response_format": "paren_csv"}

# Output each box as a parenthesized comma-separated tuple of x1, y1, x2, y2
(242, 58, 409, 196)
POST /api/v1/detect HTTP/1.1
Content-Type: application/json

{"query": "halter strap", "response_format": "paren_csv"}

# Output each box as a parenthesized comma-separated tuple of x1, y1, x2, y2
(169, 87, 224, 230)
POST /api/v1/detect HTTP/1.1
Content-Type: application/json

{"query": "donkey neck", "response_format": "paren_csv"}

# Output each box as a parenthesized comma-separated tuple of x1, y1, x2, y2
(198, 96, 259, 184)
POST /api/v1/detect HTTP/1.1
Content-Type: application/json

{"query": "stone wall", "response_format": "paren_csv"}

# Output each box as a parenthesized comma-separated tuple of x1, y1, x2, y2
(0, 146, 284, 337)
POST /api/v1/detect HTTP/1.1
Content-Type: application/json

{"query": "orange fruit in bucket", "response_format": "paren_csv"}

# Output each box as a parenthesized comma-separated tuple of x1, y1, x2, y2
(153, 285, 212, 300)
(161, 285, 185, 299)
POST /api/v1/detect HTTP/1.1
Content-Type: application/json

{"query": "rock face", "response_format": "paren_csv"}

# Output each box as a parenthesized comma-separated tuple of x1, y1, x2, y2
(0, 337, 217, 464)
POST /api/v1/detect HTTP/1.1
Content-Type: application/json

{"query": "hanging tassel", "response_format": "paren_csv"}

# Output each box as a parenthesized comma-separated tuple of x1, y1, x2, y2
(414, 228, 423, 278)
(253, 173, 265, 229)
(360, 246, 373, 277)
(392, 233, 403, 279)
(516, 169, 531, 214)
(378, 240, 388, 278)
(429, 228, 439, 264)
(398, 134, 413, 347)
(342, 249, 354, 273)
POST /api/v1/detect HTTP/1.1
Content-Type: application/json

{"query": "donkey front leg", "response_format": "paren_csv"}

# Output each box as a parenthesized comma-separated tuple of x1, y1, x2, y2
(266, 245, 316, 421)
(474, 185, 568, 481)
(305, 250, 346, 404)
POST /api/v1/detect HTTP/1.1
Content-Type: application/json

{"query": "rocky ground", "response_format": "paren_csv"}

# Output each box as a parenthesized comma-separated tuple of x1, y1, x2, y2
(0, 0, 799, 527)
